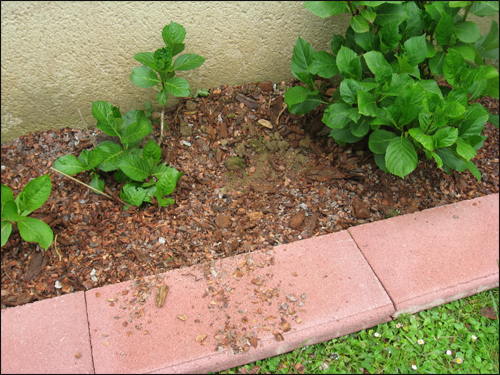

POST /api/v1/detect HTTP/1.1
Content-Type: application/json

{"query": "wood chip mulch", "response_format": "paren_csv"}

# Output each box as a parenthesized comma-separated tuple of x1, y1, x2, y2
(1, 79, 498, 309)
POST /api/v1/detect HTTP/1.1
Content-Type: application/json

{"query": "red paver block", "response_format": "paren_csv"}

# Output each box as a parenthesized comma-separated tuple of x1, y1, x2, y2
(349, 193, 499, 317)
(86, 230, 394, 374)
(1, 291, 93, 374)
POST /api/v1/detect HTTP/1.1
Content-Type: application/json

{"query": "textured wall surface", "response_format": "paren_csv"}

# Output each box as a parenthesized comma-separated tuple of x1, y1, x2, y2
(1, 1, 497, 142)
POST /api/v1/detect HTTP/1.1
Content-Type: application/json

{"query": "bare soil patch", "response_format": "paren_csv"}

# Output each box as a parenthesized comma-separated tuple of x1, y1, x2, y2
(1, 79, 498, 308)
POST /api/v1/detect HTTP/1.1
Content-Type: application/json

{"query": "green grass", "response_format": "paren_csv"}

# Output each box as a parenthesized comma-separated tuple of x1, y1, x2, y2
(218, 288, 499, 374)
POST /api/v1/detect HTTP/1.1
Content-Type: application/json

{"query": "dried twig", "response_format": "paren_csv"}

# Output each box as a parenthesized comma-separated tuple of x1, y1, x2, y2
(49, 167, 133, 209)
(276, 102, 287, 125)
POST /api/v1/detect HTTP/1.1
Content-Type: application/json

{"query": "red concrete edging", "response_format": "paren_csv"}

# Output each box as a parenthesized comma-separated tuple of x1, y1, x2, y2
(1, 193, 498, 374)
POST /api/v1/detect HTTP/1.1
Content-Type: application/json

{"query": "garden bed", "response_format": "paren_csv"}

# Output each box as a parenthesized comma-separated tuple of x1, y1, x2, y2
(1, 79, 499, 308)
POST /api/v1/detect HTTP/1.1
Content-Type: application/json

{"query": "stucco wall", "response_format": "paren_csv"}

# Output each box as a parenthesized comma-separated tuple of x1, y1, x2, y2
(1, 1, 498, 142)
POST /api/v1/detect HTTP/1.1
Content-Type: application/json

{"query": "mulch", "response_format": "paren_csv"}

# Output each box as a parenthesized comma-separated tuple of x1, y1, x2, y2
(1, 79, 498, 308)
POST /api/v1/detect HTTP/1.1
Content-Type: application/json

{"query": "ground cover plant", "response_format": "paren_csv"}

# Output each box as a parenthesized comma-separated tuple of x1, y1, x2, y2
(131, 21, 206, 144)
(52, 101, 184, 209)
(285, 1, 499, 180)
(219, 288, 499, 374)
(1, 175, 53, 250)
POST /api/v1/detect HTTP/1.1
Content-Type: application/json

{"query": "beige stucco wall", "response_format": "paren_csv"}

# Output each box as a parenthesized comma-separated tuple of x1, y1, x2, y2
(1, 1, 498, 143)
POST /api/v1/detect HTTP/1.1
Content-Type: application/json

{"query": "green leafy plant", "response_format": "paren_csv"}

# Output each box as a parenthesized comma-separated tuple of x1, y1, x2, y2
(131, 21, 205, 143)
(285, 1, 499, 180)
(1, 175, 54, 250)
(53, 101, 184, 209)
(193, 87, 210, 99)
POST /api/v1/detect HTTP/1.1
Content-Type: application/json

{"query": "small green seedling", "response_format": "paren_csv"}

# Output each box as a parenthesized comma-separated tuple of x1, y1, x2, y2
(131, 21, 205, 143)
(1, 174, 54, 250)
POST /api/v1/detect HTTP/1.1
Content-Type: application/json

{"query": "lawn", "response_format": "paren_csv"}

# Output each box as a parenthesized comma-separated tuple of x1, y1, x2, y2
(219, 288, 499, 374)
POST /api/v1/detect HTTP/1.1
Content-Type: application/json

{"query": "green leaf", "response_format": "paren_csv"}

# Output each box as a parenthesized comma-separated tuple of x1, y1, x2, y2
(328, 123, 364, 144)
(336, 46, 361, 79)
(17, 217, 53, 250)
(130, 66, 160, 88)
(323, 103, 361, 129)
(409, 128, 434, 151)
(369, 130, 398, 154)
(426, 42, 436, 58)
(443, 101, 466, 118)
(120, 183, 149, 207)
(1, 200, 23, 221)
(449, 2, 471, 8)
(53, 154, 87, 175)
(475, 20, 499, 59)
(121, 111, 153, 148)
(152, 47, 173, 73)
(470, 2, 499, 16)
(385, 136, 418, 178)
(339, 79, 360, 105)
(157, 90, 169, 106)
(363, 51, 392, 83)
(331, 34, 346, 55)
(118, 155, 150, 182)
(91, 101, 124, 138)
(435, 13, 454, 46)
(90, 173, 105, 194)
(456, 137, 476, 161)
(143, 138, 161, 161)
(443, 50, 466, 86)
(1, 220, 13, 247)
(404, 2, 424, 38)
(133, 52, 160, 71)
(435, 147, 468, 171)
(433, 127, 458, 148)
(358, 90, 379, 117)
(284, 86, 315, 107)
(429, 51, 446, 75)
(17, 175, 51, 216)
(287, 93, 322, 115)
(474, 65, 499, 80)
(96, 141, 126, 172)
(418, 80, 444, 99)
(467, 79, 488, 98)
(355, 30, 380, 52)
(350, 116, 371, 137)
(79, 148, 105, 170)
(1, 184, 14, 213)
(360, 8, 377, 23)
(164, 77, 190, 97)
(307, 51, 338, 78)
(162, 21, 186, 47)
(485, 76, 499, 98)
(171, 54, 205, 71)
(467, 160, 481, 181)
(378, 21, 399, 51)
(455, 21, 481, 43)
(351, 15, 370, 33)
(403, 35, 427, 66)
(374, 3, 408, 26)
(304, 1, 347, 17)
(156, 167, 184, 196)
(291, 36, 316, 87)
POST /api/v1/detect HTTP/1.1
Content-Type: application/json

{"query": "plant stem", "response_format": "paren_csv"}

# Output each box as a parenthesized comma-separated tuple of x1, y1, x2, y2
(49, 167, 132, 209)
(159, 107, 165, 146)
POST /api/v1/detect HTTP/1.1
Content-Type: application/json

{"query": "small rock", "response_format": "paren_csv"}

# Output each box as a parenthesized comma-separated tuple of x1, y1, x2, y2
(215, 214, 231, 228)
(261, 81, 273, 92)
(352, 197, 370, 219)
(264, 139, 279, 153)
(180, 124, 193, 137)
(185, 100, 197, 111)
(289, 210, 306, 229)
(404, 205, 420, 214)
(196, 139, 210, 153)
(234, 143, 246, 157)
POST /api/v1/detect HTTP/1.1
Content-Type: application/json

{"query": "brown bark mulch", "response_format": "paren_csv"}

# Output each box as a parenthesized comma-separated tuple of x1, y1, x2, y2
(1, 79, 499, 309)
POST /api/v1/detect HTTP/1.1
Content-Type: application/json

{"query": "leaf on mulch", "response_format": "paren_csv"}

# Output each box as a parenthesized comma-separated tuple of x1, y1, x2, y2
(294, 362, 306, 374)
(480, 307, 498, 319)
(24, 252, 47, 282)
(289, 210, 306, 229)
